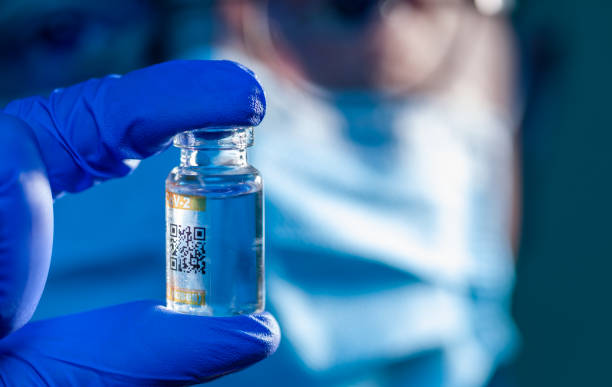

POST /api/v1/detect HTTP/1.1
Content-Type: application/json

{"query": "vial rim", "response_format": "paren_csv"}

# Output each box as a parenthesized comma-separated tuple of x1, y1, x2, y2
(173, 127, 254, 150)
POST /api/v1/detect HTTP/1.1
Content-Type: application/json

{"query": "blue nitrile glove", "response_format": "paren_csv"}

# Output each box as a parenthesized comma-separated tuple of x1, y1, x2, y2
(0, 60, 279, 385)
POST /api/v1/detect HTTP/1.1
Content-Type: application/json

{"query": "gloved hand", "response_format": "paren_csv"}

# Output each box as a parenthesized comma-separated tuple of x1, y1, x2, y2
(0, 60, 279, 385)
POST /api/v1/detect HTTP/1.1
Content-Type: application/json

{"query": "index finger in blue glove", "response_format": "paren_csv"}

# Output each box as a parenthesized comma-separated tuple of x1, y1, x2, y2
(0, 301, 280, 386)
(2, 60, 266, 197)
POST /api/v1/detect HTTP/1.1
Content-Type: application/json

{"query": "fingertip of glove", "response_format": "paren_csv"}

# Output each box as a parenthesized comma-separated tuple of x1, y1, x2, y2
(148, 59, 267, 127)
(238, 312, 281, 358)
(254, 313, 281, 346)
(204, 59, 266, 127)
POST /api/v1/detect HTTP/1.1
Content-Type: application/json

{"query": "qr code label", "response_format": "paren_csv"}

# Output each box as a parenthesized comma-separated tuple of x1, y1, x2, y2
(168, 224, 206, 274)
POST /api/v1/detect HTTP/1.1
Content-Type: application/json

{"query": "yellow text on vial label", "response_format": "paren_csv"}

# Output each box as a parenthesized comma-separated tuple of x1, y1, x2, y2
(166, 191, 207, 211)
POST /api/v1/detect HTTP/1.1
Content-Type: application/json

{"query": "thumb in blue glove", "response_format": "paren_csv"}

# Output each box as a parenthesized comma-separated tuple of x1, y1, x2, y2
(0, 60, 279, 385)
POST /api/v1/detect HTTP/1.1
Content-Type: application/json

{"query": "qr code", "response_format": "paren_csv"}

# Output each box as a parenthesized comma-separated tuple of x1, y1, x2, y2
(168, 224, 206, 274)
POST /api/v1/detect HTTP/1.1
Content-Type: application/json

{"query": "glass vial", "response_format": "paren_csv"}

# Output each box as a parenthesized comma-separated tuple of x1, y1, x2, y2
(165, 127, 264, 316)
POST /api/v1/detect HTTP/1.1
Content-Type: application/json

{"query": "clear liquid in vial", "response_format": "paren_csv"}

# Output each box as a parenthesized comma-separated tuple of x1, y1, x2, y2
(166, 184, 264, 316)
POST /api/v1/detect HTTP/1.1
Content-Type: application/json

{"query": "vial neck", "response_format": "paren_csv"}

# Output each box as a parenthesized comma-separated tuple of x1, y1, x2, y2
(174, 127, 253, 168)
(180, 148, 248, 168)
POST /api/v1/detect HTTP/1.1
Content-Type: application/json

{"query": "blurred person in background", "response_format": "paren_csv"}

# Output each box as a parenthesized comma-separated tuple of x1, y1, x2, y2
(0, 0, 521, 386)
(198, 1, 521, 386)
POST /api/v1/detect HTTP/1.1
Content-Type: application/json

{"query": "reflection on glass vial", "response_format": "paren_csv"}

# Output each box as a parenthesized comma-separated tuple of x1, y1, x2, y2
(166, 127, 264, 316)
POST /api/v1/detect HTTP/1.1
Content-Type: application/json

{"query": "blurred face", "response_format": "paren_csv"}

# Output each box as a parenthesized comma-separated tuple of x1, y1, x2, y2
(249, 0, 474, 92)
